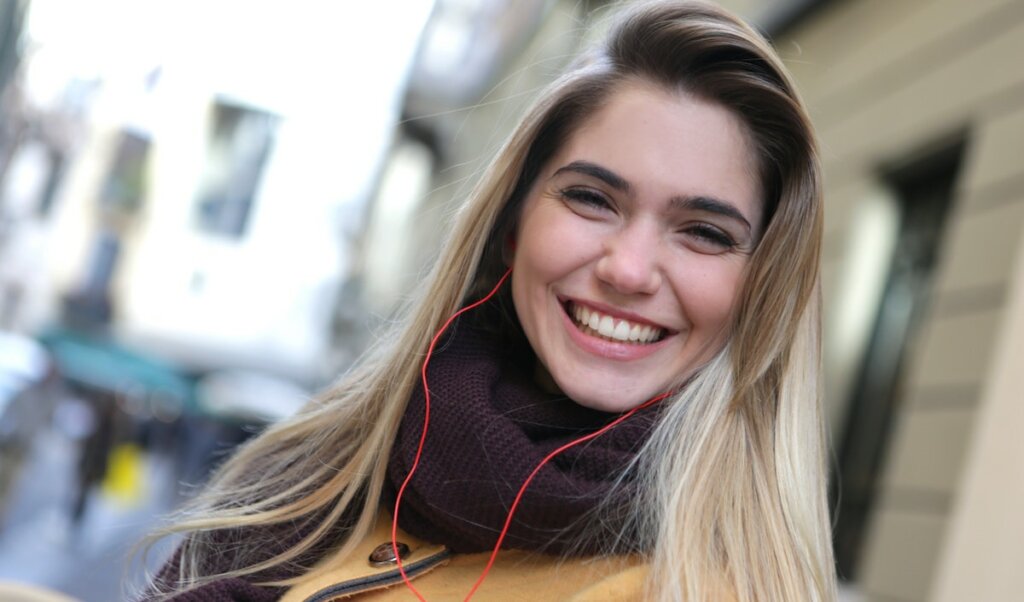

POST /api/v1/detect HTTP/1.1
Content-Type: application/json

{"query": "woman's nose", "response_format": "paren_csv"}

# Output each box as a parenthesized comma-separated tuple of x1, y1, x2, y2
(594, 224, 663, 295)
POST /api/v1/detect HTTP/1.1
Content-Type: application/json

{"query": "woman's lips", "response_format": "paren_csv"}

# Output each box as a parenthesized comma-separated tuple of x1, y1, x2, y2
(559, 299, 674, 361)
(565, 300, 666, 343)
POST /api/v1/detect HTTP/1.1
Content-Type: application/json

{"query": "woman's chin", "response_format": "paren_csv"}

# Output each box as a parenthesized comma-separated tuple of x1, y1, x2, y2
(559, 381, 655, 414)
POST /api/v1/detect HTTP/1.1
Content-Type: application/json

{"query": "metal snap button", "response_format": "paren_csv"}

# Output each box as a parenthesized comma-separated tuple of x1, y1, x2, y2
(369, 541, 410, 567)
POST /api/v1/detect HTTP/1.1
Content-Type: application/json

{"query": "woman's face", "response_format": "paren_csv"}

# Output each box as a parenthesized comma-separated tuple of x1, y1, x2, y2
(511, 83, 763, 412)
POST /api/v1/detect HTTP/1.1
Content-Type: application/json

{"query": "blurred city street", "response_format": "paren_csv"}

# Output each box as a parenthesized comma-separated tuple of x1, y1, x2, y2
(1, 0, 1023, 601)
(0, 422, 180, 601)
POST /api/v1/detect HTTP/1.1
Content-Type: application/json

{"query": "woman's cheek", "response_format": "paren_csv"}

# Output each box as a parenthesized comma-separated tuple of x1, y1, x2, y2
(678, 258, 746, 331)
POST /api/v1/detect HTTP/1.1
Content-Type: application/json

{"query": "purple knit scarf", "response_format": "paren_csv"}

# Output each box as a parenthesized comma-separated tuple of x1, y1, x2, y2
(382, 318, 660, 555)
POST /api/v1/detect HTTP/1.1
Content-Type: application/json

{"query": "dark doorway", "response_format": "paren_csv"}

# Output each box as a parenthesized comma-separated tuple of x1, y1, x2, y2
(832, 139, 966, 580)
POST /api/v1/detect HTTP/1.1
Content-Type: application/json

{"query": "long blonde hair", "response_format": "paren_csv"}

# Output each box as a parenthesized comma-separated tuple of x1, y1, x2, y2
(147, 2, 834, 600)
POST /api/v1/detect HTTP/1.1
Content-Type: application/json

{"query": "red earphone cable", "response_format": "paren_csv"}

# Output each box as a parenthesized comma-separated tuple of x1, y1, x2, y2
(392, 268, 513, 601)
(391, 268, 669, 601)
(461, 389, 669, 601)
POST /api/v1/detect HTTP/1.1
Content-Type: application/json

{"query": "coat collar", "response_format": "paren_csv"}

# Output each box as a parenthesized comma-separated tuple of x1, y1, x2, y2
(281, 511, 648, 601)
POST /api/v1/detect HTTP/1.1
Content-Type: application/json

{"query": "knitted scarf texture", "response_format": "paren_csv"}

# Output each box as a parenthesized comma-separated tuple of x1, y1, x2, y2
(383, 316, 660, 555)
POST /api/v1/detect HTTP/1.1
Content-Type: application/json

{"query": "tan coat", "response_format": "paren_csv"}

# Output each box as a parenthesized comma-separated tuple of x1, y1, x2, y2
(281, 513, 648, 601)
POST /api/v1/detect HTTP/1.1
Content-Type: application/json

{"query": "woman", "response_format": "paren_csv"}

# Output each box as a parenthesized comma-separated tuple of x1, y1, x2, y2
(145, 1, 835, 600)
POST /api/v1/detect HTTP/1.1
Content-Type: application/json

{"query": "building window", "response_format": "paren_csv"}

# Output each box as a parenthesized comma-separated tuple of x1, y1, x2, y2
(194, 99, 279, 238)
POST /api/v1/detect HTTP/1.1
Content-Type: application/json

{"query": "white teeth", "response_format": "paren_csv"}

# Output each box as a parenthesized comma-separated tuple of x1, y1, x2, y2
(568, 302, 664, 344)
(629, 323, 642, 341)
(613, 321, 630, 340)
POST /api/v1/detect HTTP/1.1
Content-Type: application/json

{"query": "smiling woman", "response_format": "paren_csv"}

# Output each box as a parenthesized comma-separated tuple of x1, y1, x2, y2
(512, 83, 761, 413)
(141, 2, 835, 601)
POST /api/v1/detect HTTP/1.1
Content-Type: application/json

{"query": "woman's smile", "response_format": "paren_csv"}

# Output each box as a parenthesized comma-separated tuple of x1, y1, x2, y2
(564, 299, 669, 344)
(510, 82, 763, 412)
(558, 297, 675, 363)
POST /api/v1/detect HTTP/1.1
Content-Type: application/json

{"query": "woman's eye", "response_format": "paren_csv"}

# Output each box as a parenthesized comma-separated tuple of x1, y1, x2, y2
(683, 223, 737, 253)
(559, 187, 612, 211)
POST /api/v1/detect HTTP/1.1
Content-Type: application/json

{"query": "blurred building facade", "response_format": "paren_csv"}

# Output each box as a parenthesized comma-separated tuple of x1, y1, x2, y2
(768, 0, 1024, 599)
(0, 1, 435, 387)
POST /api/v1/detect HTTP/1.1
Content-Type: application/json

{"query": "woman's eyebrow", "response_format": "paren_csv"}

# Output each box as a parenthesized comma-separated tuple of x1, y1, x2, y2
(670, 195, 752, 232)
(553, 160, 753, 233)
(552, 160, 631, 193)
